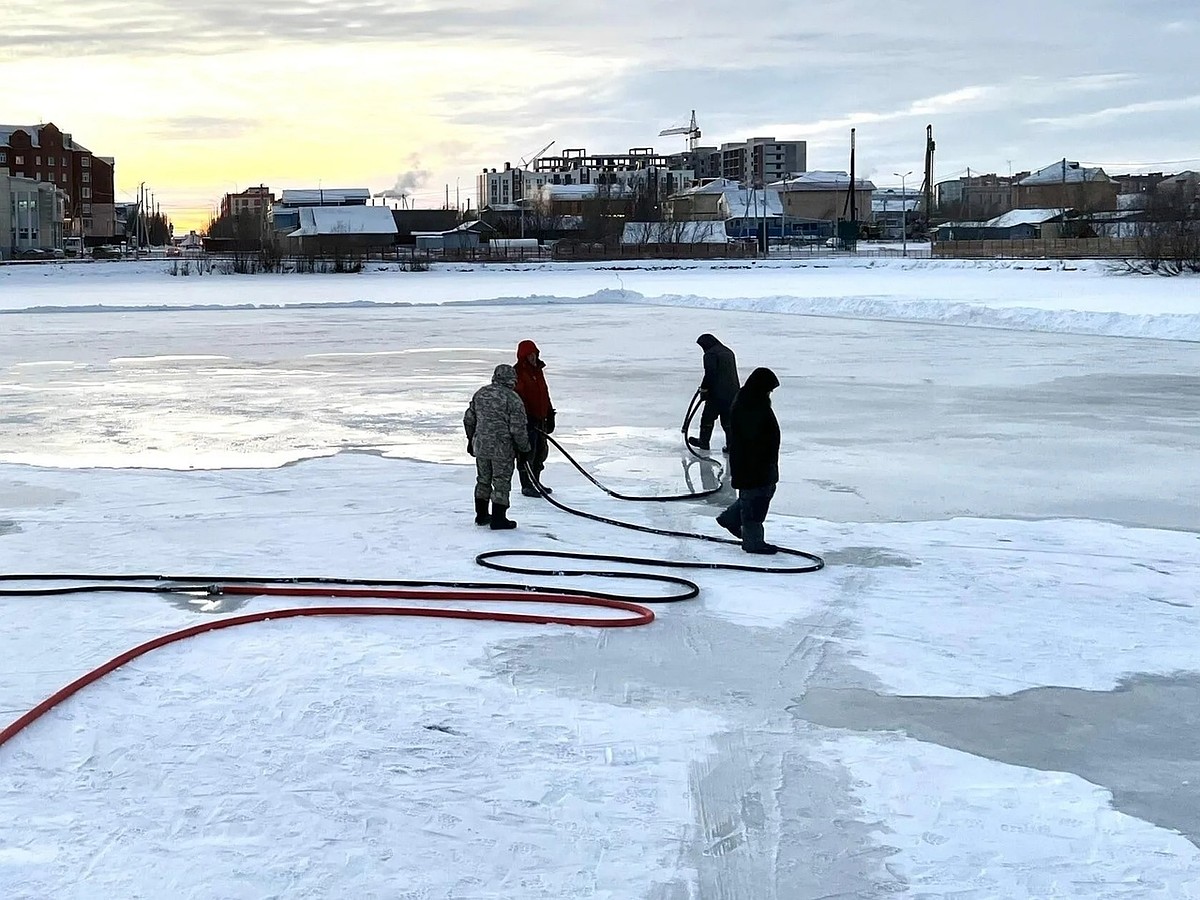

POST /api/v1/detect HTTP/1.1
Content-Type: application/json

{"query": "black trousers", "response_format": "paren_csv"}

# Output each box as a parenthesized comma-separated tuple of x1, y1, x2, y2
(518, 420, 550, 487)
(699, 402, 731, 445)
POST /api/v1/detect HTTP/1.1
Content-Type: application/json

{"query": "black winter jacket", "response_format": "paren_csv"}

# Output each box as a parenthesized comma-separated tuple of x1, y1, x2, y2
(727, 367, 781, 490)
(696, 334, 740, 413)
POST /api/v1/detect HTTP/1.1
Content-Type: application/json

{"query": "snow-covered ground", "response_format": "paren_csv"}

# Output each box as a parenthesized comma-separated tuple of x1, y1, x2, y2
(1, 260, 1198, 898)
(2, 256, 1198, 341)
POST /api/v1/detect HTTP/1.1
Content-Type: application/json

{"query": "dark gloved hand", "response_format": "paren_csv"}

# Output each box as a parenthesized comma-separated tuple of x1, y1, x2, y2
(544, 409, 556, 434)
(699, 387, 709, 398)
(466, 438, 474, 457)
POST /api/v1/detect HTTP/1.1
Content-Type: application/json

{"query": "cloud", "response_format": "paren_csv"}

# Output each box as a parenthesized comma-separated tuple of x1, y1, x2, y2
(151, 116, 257, 140)
(1029, 95, 1200, 128)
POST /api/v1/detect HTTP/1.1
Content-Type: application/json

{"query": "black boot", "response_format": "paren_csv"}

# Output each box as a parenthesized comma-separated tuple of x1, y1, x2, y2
(716, 507, 742, 539)
(688, 422, 714, 451)
(490, 503, 517, 530)
(518, 467, 538, 497)
(474, 497, 490, 525)
(741, 522, 778, 555)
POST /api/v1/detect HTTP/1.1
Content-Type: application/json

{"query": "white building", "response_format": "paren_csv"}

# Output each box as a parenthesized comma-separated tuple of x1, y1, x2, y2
(1, 169, 68, 259)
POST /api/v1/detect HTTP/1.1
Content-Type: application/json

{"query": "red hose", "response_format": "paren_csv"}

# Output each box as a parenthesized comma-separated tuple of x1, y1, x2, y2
(0, 586, 654, 750)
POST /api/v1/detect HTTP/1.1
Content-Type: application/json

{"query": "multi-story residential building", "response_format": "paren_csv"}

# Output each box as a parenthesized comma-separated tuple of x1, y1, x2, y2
(0, 122, 116, 240)
(533, 147, 694, 198)
(220, 185, 274, 219)
(478, 148, 695, 212)
(666, 147, 722, 181)
(717, 137, 807, 187)
(477, 163, 553, 211)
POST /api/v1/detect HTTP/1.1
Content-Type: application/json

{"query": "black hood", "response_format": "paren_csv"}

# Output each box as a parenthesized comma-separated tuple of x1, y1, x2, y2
(741, 367, 779, 397)
(696, 333, 721, 350)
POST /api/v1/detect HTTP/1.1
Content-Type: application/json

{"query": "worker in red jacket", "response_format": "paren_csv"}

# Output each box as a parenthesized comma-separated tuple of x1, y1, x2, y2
(513, 339, 556, 497)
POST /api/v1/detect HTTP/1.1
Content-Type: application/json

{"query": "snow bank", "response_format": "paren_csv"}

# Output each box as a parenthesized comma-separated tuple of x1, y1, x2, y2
(1, 257, 1197, 341)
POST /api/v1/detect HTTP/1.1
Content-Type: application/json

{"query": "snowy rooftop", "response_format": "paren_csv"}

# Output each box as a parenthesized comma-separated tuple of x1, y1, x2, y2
(279, 188, 372, 206)
(287, 205, 398, 237)
(770, 171, 877, 192)
(1019, 161, 1113, 186)
(720, 189, 784, 218)
(0, 123, 90, 151)
(674, 177, 742, 196)
(985, 208, 1065, 228)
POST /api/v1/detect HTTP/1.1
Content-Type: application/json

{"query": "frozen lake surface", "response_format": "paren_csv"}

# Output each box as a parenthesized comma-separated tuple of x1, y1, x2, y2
(1, 261, 1198, 898)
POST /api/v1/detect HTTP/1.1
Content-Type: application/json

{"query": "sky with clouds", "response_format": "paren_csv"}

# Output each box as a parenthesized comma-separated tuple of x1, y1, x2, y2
(3, 0, 1197, 232)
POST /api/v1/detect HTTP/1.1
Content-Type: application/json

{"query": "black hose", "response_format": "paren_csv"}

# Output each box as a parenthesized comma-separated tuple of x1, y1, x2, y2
(1, 395, 823, 608)
(517, 394, 825, 575)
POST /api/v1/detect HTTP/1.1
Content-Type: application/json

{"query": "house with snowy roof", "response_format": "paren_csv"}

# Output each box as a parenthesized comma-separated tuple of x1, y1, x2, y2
(933, 208, 1067, 241)
(665, 179, 829, 240)
(769, 171, 876, 223)
(1016, 161, 1118, 211)
(281, 205, 398, 254)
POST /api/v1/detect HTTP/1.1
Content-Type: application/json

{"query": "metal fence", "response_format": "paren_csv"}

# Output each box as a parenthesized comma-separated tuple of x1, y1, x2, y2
(933, 238, 1141, 259)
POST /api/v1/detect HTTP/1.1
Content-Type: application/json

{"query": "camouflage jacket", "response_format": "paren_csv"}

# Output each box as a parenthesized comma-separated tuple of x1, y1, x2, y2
(464, 364, 532, 460)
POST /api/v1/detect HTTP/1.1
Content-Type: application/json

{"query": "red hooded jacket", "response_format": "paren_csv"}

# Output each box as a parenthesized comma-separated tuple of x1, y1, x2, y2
(514, 339, 553, 422)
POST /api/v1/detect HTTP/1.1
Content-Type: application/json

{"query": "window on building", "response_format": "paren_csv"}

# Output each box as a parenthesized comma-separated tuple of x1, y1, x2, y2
(47, 156, 55, 166)
(82, 157, 90, 167)
(82, 172, 91, 184)
(83, 187, 91, 199)
(14, 155, 23, 165)
(36, 156, 42, 165)
(0, 152, 6, 163)
(83, 203, 92, 214)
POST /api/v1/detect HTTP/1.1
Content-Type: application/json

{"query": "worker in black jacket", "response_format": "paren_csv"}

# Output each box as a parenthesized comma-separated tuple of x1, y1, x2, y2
(716, 367, 781, 554)
(689, 334, 740, 452)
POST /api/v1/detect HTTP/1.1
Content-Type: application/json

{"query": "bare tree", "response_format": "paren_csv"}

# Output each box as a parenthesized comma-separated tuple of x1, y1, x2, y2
(1136, 188, 1200, 273)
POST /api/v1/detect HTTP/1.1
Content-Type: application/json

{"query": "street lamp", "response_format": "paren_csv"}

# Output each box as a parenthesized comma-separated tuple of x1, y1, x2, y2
(894, 171, 912, 256)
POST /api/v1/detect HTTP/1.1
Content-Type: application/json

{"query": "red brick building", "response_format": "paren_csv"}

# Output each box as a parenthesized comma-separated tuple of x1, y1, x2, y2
(0, 122, 117, 240)
(220, 185, 274, 219)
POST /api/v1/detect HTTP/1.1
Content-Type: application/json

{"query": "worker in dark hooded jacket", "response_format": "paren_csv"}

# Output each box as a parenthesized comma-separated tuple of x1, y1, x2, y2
(464, 364, 531, 530)
(716, 367, 781, 554)
(690, 334, 740, 452)
(513, 339, 556, 497)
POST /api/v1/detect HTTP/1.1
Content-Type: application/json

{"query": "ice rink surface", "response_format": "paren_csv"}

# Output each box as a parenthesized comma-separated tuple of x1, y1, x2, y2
(1, 260, 1198, 898)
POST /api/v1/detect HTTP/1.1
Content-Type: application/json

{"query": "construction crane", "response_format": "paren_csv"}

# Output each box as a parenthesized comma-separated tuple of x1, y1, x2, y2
(520, 140, 556, 169)
(658, 110, 702, 152)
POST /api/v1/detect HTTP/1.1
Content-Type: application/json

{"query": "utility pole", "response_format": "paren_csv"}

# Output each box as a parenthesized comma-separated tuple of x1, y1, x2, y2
(1061, 156, 1068, 216)
(841, 128, 858, 250)
(921, 124, 935, 229)
(894, 171, 913, 256)
(136, 181, 145, 257)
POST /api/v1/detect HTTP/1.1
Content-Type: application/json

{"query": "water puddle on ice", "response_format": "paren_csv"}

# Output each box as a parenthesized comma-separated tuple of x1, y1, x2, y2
(789, 673, 1200, 846)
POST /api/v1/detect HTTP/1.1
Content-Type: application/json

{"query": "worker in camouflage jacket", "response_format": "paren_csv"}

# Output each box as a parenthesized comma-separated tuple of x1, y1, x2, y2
(464, 364, 532, 530)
